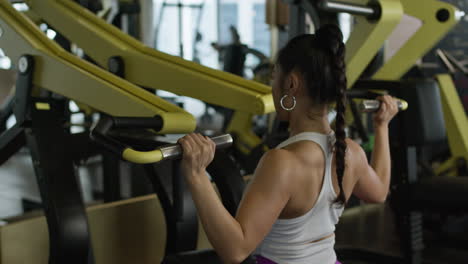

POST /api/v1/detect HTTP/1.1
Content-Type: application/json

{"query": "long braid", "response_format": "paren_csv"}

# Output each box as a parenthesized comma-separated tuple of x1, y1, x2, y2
(333, 43, 347, 206)
(317, 25, 348, 205)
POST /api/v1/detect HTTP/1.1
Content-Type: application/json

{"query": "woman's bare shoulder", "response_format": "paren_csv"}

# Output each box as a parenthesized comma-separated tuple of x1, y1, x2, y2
(252, 149, 297, 183)
(258, 148, 296, 170)
(344, 138, 369, 171)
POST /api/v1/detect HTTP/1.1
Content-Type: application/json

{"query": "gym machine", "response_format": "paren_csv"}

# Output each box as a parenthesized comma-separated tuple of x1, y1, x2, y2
(293, 0, 466, 178)
(370, 3, 468, 262)
(342, 77, 468, 264)
(0, 2, 196, 263)
(312, 1, 467, 264)
(434, 50, 468, 176)
(1, 1, 401, 263)
(372, 0, 468, 178)
(90, 117, 247, 263)
(8, 1, 411, 262)
(0, 2, 260, 263)
(19, 0, 273, 159)
(2, 1, 458, 262)
(20, 0, 406, 166)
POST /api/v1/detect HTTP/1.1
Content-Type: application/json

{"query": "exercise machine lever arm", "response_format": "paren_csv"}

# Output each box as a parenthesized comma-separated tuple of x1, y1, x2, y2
(91, 115, 233, 164)
(121, 134, 233, 164)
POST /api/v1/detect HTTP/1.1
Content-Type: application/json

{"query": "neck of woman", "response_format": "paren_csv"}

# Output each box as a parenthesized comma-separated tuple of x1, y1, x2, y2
(288, 107, 332, 137)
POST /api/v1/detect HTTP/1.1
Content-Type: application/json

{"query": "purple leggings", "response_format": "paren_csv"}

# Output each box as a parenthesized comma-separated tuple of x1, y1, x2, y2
(256, 255, 342, 264)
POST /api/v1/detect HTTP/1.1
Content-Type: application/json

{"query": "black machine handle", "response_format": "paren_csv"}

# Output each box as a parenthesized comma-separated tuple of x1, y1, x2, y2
(90, 115, 164, 155)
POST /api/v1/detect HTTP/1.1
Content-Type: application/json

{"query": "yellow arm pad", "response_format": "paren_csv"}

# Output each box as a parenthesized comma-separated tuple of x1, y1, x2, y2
(159, 112, 197, 134)
(122, 148, 163, 164)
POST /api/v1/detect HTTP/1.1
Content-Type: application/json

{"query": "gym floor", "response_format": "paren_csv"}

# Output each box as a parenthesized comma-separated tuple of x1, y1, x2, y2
(336, 204, 468, 264)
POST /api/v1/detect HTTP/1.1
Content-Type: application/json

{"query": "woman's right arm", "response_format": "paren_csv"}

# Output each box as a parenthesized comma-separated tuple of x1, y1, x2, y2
(351, 95, 398, 203)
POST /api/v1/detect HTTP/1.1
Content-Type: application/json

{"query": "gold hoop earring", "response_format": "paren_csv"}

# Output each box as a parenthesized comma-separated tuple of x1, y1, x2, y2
(280, 95, 296, 111)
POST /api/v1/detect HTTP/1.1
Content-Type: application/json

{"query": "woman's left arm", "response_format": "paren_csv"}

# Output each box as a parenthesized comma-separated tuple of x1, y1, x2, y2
(178, 134, 293, 264)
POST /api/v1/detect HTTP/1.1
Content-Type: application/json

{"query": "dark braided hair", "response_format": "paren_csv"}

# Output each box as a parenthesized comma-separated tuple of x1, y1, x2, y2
(277, 24, 347, 206)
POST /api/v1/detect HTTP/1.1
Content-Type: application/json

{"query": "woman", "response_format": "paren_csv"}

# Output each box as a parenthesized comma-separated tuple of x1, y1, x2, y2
(178, 24, 399, 264)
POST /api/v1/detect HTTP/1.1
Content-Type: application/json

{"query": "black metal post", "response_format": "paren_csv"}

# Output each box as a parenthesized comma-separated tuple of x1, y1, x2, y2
(394, 146, 423, 264)
(12, 54, 93, 264)
(391, 97, 424, 264)
(26, 98, 93, 264)
(178, 1, 184, 58)
(101, 56, 128, 202)
(102, 152, 121, 202)
(145, 160, 198, 255)
(288, 2, 307, 39)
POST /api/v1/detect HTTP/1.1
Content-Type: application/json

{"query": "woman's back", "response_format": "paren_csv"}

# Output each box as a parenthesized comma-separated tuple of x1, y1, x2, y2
(254, 132, 347, 264)
(279, 135, 367, 220)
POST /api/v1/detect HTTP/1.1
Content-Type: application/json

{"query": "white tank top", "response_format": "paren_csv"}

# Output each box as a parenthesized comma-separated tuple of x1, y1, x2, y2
(254, 132, 344, 264)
